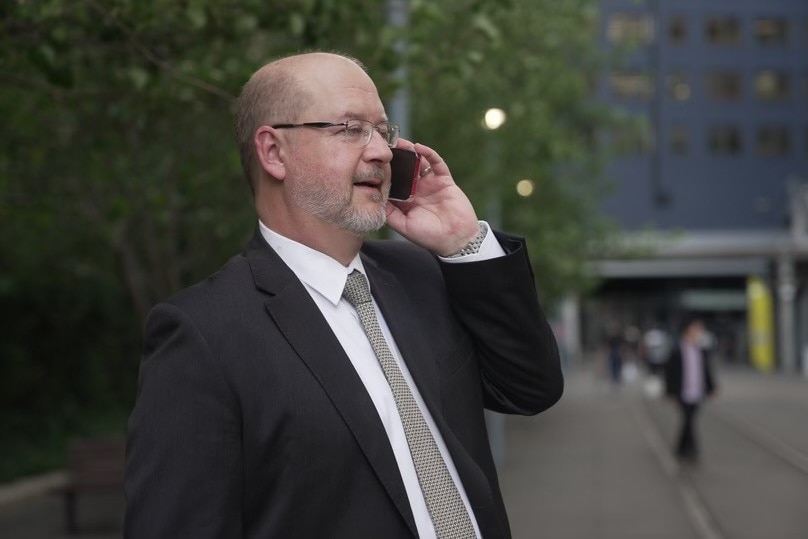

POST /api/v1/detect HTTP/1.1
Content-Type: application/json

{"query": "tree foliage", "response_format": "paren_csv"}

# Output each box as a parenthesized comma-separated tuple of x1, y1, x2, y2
(0, 0, 614, 474)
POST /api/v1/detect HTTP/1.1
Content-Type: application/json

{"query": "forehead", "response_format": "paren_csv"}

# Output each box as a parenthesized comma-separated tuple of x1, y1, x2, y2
(297, 58, 386, 120)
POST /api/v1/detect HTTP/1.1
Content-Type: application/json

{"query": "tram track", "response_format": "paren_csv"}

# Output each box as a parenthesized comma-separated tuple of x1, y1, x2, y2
(632, 378, 808, 539)
(706, 406, 808, 477)
(629, 395, 726, 539)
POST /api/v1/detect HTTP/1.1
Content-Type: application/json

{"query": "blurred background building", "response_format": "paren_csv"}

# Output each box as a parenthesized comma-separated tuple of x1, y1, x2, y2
(581, 0, 808, 374)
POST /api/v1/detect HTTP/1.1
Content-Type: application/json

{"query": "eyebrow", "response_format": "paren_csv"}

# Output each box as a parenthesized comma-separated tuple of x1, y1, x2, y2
(340, 111, 389, 123)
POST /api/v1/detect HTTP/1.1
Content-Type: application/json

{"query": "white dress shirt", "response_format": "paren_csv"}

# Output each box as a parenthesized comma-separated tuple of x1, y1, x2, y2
(259, 220, 503, 539)
(681, 341, 705, 404)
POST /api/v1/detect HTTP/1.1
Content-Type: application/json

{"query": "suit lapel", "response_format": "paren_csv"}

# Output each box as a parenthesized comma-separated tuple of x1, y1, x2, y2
(244, 232, 417, 536)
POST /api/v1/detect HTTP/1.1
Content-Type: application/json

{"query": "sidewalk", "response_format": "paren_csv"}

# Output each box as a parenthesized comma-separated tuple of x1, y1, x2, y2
(498, 364, 808, 539)
(499, 366, 699, 539)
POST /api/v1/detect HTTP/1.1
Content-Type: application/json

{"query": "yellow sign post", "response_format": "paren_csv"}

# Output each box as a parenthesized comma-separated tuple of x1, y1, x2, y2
(747, 276, 775, 372)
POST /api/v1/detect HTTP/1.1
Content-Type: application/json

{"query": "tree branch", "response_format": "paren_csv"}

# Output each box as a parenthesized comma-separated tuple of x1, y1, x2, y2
(80, 0, 235, 101)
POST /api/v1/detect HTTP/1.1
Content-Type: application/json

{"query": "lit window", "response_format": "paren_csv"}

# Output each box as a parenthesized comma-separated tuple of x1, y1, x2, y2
(755, 70, 791, 101)
(670, 126, 689, 155)
(669, 16, 687, 45)
(608, 13, 655, 44)
(757, 126, 790, 156)
(708, 125, 743, 155)
(755, 18, 789, 46)
(667, 73, 691, 101)
(706, 17, 740, 45)
(610, 72, 654, 100)
(707, 71, 741, 101)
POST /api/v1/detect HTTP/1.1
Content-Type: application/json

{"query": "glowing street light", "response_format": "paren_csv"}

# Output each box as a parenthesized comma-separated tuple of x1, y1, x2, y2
(483, 108, 507, 130)
(516, 179, 535, 197)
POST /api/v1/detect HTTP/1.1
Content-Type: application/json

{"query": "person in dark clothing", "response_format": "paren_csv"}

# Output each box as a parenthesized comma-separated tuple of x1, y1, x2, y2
(665, 316, 717, 461)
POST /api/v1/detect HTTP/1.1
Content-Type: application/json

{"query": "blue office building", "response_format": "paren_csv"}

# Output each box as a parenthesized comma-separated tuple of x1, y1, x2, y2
(581, 0, 808, 373)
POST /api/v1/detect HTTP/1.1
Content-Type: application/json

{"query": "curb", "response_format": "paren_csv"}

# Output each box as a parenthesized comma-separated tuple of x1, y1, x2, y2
(0, 471, 67, 507)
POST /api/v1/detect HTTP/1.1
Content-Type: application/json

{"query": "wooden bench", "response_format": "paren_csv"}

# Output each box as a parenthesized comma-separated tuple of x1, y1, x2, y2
(61, 434, 126, 534)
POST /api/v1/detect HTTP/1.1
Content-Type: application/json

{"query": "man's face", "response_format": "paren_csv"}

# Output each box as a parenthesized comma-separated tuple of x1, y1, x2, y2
(282, 61, 393, 236)
(686, 320, 705, 344)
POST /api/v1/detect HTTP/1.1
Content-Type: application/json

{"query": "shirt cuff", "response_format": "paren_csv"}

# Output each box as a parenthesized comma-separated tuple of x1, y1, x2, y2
(438, 221, 506, 264)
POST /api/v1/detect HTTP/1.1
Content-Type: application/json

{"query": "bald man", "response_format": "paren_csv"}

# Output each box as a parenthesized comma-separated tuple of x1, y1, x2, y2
(124, 52, 563, 539)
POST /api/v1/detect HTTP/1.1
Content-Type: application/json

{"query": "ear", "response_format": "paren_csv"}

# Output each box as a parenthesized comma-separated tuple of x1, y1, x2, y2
(254, 126, 286, 180)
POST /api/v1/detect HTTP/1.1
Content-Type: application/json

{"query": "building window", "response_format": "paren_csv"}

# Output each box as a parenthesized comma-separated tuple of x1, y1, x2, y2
(707, 71, 741, 101)
(706, 17, 740, 45)
(757, 126, 790, 156)
(610, 72, 654, 100)
(669, 16, 687, 45)
(670, 126, 689, 155)
(611, 117, 654, 155)
(708, 125, 743, 155)
(755, 18, 789, 46)
(608, 13, 655, 45)
(755, 70, 791, 101)
(667, 73, 691, 101)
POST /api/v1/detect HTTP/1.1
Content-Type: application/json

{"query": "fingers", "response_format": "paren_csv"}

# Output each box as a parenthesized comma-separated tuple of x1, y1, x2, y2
(394, 138, 449, 178)
(413, 142, 447, 177)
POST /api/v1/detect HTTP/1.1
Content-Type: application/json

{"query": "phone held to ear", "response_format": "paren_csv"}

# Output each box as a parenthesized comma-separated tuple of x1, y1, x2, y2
(389, 147, 421, 202)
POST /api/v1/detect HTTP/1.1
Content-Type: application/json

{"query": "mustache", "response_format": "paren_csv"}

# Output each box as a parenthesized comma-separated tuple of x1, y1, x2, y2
(353, 168, 386, 183)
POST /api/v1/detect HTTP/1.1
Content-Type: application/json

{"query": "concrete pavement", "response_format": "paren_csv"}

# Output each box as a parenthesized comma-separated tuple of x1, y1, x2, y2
(499, 364, 808, 539)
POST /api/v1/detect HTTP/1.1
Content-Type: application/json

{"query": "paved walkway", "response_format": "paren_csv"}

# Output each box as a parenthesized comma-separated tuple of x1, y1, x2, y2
(2, 364, 807, 538)
(500, 367, 697, 539)
(498, 364, 808, 539)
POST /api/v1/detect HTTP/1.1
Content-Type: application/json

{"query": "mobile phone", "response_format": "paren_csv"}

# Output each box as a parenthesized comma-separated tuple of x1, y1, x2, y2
(389, 147, 421, 201)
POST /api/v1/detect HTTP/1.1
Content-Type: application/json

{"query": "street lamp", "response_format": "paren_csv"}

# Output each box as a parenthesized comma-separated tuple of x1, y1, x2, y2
(482, 107, 507, 467)
(483, 108, 507, 130)
(482, 108, 507, 228)
(516, 179, 535, 197)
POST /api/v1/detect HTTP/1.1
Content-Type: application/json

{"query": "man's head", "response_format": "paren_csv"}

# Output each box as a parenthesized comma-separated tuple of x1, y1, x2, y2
(234, 52, 395, 238)
(679, 315, 705, 344)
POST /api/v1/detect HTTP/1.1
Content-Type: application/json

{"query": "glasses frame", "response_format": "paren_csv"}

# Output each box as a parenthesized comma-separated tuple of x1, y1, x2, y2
(271, 120, 400, 148)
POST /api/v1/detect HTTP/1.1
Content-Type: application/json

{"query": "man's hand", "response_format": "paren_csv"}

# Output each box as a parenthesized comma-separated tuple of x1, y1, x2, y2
(385, 140, 481, 257)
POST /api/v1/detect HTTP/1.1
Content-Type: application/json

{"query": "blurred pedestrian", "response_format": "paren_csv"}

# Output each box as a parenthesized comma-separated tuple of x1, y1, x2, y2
(664, 315, 717, 461)
(642, 322, 672, 376)
(601, 321, 624, 387)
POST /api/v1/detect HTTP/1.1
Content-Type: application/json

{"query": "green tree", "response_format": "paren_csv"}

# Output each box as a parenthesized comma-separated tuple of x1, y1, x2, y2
(406, 0, 615, 302)
(0, 0, 614, 479)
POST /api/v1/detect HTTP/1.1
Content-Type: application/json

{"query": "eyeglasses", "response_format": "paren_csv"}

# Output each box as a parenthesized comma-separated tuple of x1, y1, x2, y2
(271, 119, 400, 148)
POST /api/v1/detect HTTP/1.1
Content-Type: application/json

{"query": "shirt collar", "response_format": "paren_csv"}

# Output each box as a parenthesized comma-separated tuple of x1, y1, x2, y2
(258, 220, 366, 306)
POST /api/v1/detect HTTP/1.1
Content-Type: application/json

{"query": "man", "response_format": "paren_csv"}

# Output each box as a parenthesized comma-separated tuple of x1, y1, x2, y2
(124, 52, 563, 539)
(665, 315, 717, 461)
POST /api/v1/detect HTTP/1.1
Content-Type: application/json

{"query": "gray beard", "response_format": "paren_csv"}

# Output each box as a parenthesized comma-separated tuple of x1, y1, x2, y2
(292, 171, 388, 236)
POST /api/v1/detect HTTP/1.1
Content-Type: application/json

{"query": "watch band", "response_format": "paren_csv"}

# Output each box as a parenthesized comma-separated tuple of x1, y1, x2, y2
(446, 222, 488, 258)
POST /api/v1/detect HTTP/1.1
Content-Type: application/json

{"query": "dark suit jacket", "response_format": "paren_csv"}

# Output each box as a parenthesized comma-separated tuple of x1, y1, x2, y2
(124, 230, 563, 538)
(664, 345, 716, 402)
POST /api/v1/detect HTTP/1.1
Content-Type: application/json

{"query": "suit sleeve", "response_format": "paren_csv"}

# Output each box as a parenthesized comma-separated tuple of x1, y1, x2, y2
(439, 232, 563, 415)
(664, 351, 681, 398)
(124, 302, 242, 539)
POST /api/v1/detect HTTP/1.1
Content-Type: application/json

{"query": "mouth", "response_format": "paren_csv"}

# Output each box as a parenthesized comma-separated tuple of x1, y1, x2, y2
(353, 179, 382, 190)
(352, 170, 388, 197)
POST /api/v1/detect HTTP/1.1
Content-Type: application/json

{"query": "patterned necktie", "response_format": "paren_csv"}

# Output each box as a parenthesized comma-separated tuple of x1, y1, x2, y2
(342, 270, 476, 539)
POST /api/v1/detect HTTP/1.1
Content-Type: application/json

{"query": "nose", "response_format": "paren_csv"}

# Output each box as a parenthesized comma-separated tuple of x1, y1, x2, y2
(365, 130, 393, 163)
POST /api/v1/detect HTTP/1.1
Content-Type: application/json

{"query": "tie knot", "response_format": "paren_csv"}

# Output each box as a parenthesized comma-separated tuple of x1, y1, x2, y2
(342, 270, 372, 306)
